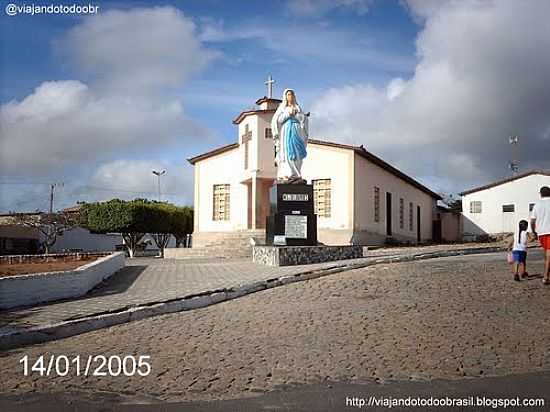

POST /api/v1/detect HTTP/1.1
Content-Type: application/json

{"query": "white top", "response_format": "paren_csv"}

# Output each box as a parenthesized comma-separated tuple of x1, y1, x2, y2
(532, 198, 550, 236)
(512, 230, 528, 252)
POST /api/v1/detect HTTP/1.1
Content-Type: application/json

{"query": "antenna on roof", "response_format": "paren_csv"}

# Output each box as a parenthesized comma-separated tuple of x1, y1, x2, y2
(508, 135, 520, 176)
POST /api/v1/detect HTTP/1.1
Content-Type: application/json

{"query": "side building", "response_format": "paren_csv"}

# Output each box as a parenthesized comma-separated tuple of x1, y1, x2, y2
(460, 170, 550, 238)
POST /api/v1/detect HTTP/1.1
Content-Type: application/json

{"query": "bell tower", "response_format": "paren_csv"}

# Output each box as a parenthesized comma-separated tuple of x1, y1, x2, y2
(231, 75, 282, 229)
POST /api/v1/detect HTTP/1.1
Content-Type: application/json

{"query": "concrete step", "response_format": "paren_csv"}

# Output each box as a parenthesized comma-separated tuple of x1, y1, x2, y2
(165, 249, 251, 259)
(192, 232, 265, 248)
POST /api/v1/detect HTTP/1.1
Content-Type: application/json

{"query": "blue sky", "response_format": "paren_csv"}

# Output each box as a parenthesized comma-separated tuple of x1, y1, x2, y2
(1, 0, 419, 140)
(1, 0, 549, 212)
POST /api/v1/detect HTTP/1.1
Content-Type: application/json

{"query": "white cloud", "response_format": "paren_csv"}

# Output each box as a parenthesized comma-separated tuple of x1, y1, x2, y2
(84, 159, 193, 204)
(287, 0, 373, 17)
(386, 78, 405, 101)
(57, 7, 217, 93)
(198, 19, 415, 72)
(0, 6, 215, 197)
(311, 0, 550, 193)
(0, 79, 207, 176)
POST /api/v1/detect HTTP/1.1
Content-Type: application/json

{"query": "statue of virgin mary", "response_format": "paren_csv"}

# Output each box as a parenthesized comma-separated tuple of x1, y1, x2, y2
(271, 88, 309, 183)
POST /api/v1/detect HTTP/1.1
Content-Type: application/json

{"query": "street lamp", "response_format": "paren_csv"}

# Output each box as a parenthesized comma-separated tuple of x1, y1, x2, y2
(152, 169, 166, 202)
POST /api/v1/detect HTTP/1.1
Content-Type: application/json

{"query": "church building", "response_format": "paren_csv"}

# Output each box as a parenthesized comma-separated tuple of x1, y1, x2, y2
(188, 83, 442, 247)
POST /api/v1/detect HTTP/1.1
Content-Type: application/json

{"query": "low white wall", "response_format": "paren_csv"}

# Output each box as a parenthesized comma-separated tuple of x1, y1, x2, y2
(0, 252, 125, 310)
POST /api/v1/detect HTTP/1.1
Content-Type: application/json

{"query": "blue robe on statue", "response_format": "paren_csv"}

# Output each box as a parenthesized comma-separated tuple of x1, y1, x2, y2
(283, 117, 307, 161)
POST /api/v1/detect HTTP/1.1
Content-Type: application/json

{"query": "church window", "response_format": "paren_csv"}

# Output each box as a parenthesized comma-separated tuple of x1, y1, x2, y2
(313, 179, 331, 218)
(374, 187, 380, 222)
(213, 184, 230, 221)
(265, 128, 273, 139)
(470, 201, 482, 214)
(409, 202, 413, 231)
(399, 198, 404, 229)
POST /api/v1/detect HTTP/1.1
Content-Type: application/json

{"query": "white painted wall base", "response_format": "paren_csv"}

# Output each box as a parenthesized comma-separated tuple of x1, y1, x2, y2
(0, 252, 125, 310)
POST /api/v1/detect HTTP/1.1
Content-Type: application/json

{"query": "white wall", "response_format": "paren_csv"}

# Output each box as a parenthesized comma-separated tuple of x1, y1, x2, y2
(440, 212, 462, 242)
(256, 113, 278, 179)
(354, 153, 436, 244)
(0, 252, 125, 309)
(50, 228, 175, 253)
(461, 174, 550, 236)
(195, 148, 248, 232)
(301, 144, 354, 231)
(50, 227, 121, 252)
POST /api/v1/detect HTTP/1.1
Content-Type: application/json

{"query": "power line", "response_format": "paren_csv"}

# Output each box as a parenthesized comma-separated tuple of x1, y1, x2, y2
(0, 182, 187, 196)
(80, 185, 187, 196)
(0, 181, 52, 185)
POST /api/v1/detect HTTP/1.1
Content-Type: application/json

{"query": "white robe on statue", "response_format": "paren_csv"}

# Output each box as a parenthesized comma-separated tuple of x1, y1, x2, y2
(271, 90, 309, 180)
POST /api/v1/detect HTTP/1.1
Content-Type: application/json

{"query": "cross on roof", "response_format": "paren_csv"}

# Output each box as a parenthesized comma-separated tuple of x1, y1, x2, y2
(265, 74, 275, 98)
(241, 123, 252, 143)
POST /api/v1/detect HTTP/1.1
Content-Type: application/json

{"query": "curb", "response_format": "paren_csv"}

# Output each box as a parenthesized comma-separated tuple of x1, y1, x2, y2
(0, 246, 505, 351)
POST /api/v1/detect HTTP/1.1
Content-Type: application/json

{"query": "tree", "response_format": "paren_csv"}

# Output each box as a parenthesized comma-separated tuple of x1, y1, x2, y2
(149, 202, 173, 258)
(13, 212, 79, 254)
(81, 199, 193, 258)
(171, 206, 193, 248)
(150, 203, 194, 256)
(82, 199, 157, 258)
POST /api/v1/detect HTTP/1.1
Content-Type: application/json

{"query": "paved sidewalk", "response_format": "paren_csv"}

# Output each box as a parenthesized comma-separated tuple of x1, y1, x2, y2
(0, 243, 504, 339)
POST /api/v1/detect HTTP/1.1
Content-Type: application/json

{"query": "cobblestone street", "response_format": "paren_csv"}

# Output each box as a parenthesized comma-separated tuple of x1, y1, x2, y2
(0, 243, 502, 335)
(1, 250, 550, 404)
(0, 256, 364, 333)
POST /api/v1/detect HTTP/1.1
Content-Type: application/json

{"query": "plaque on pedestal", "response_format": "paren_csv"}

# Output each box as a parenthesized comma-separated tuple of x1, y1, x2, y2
(266, 183, 318, 246)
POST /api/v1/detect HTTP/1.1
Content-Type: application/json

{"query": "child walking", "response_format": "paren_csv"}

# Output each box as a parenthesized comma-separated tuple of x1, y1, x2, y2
(509, 220, 530, 281)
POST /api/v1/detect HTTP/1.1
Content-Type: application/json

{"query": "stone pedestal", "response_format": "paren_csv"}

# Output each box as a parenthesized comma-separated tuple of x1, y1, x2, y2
(253, 245, 364, 266)
(265, 183, 318, 246)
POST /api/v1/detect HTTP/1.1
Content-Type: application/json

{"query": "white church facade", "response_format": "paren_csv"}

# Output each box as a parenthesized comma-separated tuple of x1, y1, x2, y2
(188, 93, 442, 247)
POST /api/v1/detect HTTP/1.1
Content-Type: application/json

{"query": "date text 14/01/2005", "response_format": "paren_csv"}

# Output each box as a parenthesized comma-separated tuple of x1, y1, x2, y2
(19, 355, 152, 377)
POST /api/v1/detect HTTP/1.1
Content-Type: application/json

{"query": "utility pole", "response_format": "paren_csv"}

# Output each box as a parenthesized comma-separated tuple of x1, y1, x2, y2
(152, 170, 166, 202)
(49, 182, 64, 213)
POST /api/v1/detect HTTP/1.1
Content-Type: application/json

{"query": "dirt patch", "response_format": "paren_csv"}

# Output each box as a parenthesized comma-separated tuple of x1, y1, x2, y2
(0, 257, 99, 277)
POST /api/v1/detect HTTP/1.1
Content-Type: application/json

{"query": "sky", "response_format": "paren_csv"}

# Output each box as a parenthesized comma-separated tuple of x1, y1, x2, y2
(1, 0, 549, 213)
